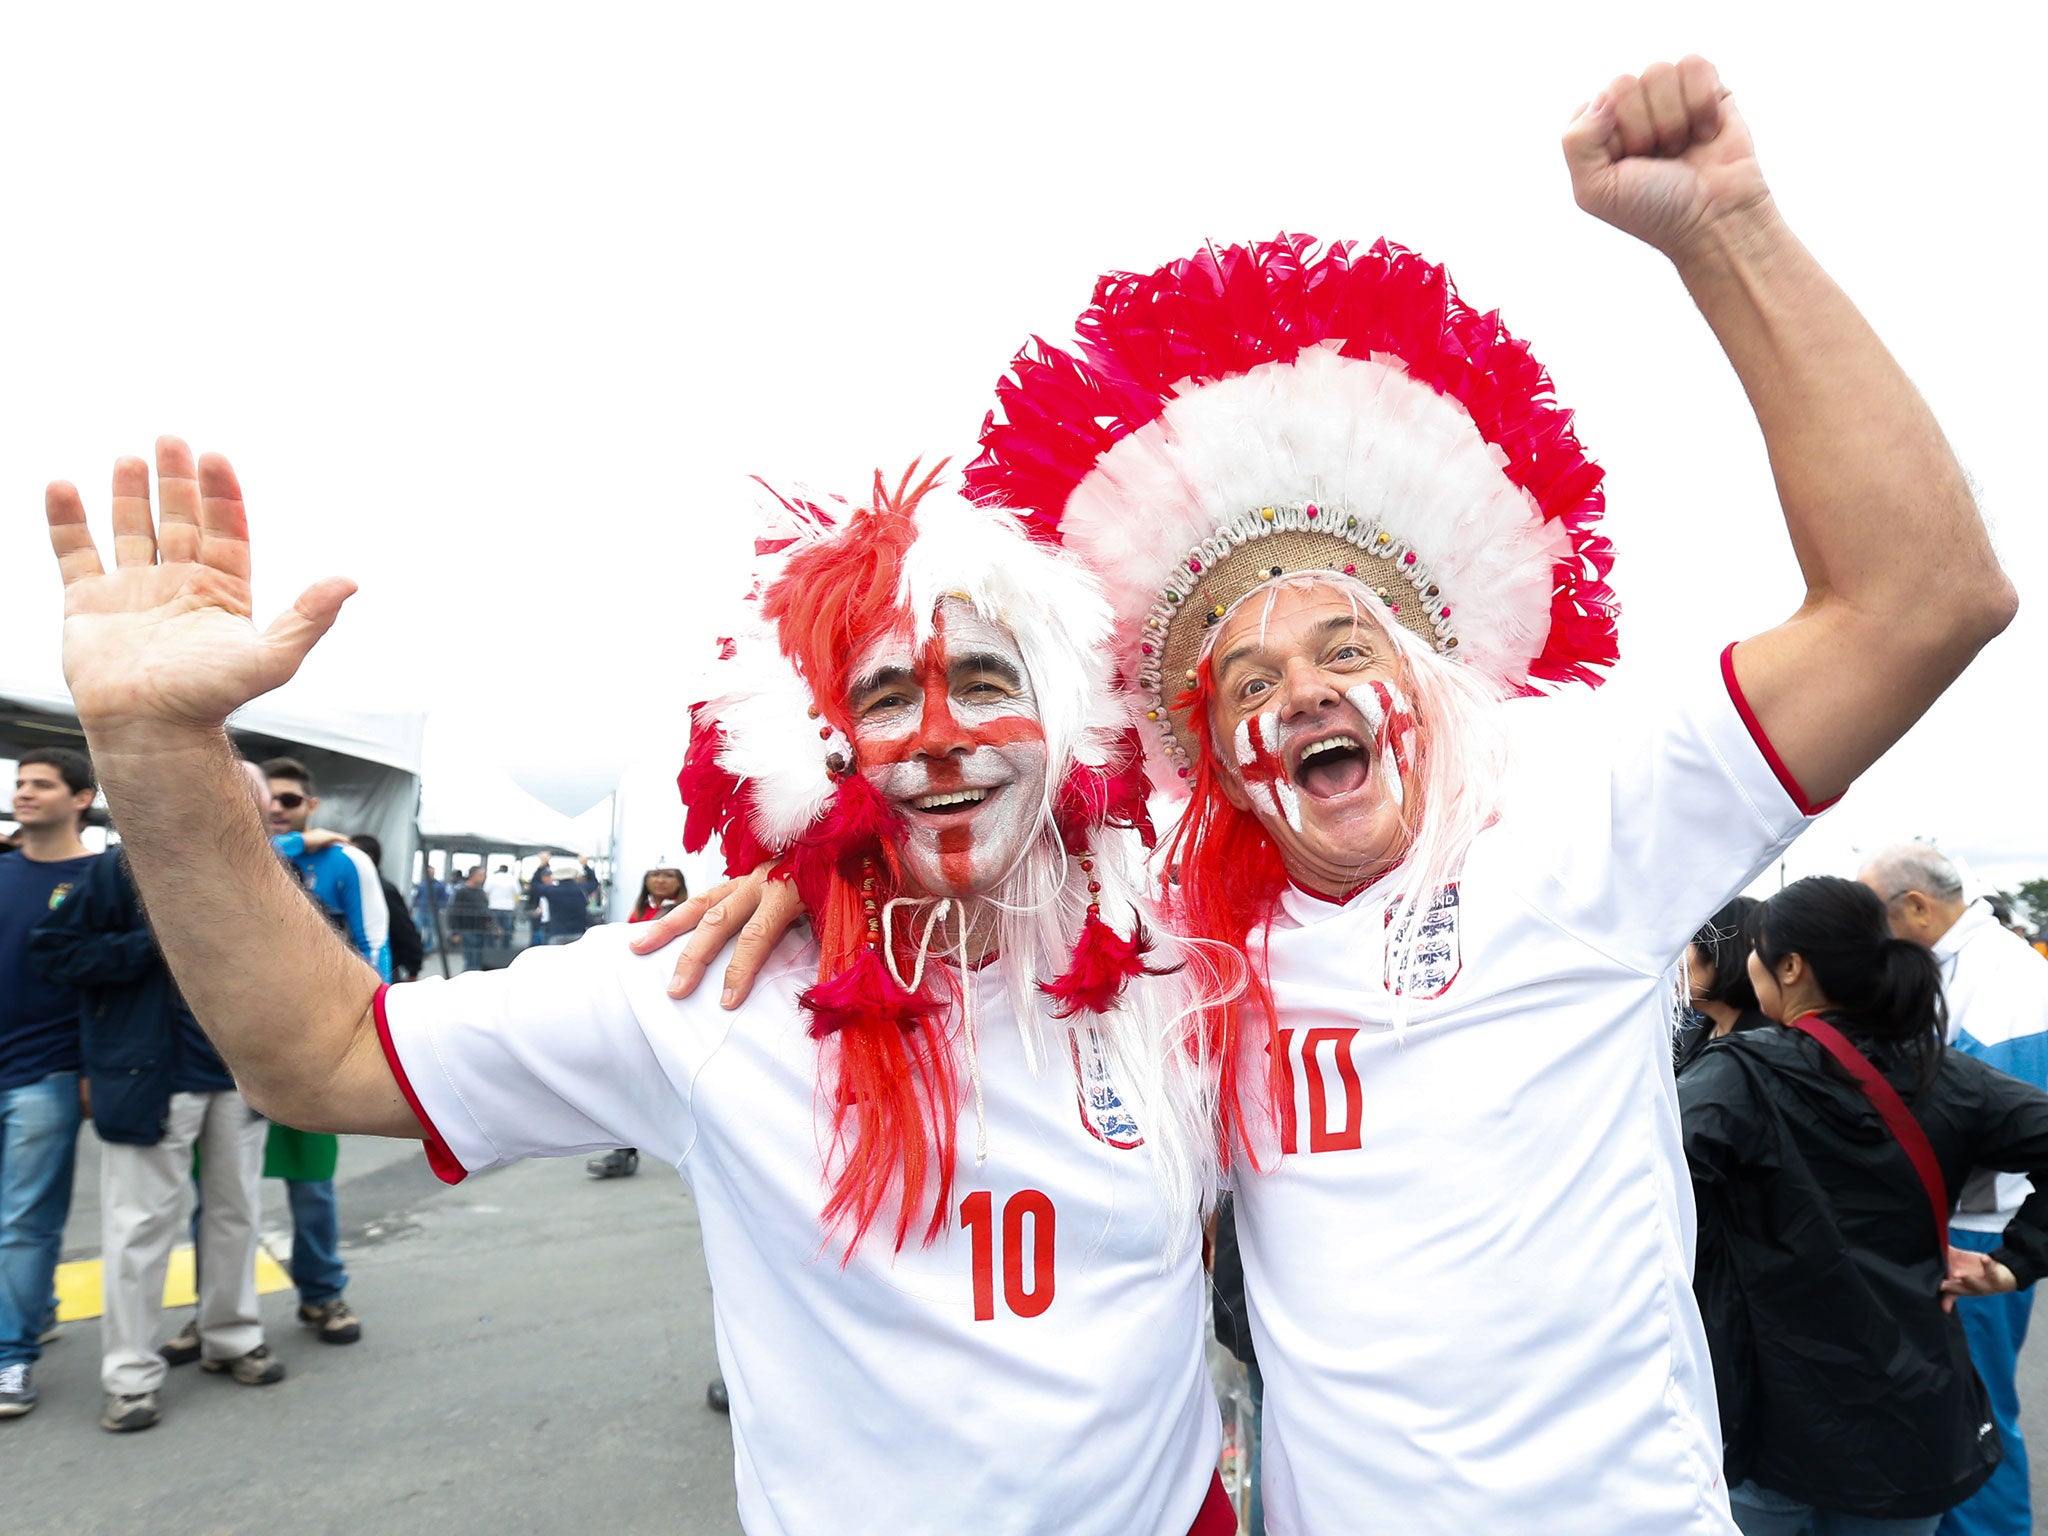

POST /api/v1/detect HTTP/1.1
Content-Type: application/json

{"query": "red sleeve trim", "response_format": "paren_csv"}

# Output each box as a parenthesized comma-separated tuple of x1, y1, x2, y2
(1718, 643, 1841, 816)
(373, 984, 469, 1186)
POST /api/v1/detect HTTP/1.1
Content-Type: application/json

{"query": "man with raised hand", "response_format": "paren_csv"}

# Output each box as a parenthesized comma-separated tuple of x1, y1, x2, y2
(651, 56, 2020, 1534)
(42, 446, 1232, 1536)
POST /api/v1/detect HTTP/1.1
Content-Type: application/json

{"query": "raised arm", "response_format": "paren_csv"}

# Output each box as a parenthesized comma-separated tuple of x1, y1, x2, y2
(1564, 58, 2016, 808)
(42, 437, 420, 1139)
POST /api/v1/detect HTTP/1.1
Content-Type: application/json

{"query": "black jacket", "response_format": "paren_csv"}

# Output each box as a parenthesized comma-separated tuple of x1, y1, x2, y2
(445, 884, 494, 936)
(1674, 1006, 1773, 1076)
(27, 849, 199, 1145)
(1681, 1023, 2048, 1518)
(537, 879, 594, 939)
(380, 876, 423, 977)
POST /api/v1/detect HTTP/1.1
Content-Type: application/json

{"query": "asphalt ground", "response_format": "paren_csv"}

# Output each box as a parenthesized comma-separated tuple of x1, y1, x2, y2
(8, 1125, 2044, 1533)
(11, 1133, 741, 1536)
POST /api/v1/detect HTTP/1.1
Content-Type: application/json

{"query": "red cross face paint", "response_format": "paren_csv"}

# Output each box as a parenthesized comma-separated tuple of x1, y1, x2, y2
(847, 598, 1049, 898)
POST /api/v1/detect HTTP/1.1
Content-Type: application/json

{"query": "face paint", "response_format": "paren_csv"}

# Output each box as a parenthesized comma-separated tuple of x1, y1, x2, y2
(1346, 682, 1416, 812)
(848, 598, 1050, 898)
(1233, 709, 1303, 833)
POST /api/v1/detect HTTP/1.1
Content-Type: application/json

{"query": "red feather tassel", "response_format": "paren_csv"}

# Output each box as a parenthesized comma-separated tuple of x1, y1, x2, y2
(800, 945, 934, 1041)
(1040, 908, 1166, 1019)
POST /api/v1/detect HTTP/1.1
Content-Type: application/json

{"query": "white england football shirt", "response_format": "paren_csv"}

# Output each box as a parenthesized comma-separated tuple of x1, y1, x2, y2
(376, 930, 1220, 1536)
(1234, 650, 1815, 1536)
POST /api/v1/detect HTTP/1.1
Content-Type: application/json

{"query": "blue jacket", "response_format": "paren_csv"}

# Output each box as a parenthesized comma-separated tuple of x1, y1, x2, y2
(276, 833, 393, 981)
(27, 849, 212, 1145)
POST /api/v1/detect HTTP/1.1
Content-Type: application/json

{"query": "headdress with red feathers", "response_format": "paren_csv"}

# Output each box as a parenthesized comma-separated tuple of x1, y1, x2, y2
(965, 235, 1617, 791)
(965, 236, 1618, 1161)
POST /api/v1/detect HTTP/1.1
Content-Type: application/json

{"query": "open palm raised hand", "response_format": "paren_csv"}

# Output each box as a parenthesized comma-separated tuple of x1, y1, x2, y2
(45, 437, 356, 736)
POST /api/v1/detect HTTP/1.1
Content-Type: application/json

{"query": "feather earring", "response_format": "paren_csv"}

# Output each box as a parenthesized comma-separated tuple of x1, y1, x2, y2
(1040, 846, 1169, 1018)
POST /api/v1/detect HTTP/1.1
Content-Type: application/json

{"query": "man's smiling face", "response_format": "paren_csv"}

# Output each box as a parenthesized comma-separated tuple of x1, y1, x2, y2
(1206, 580, 1414, 897)
(848, 597, 1049, 899)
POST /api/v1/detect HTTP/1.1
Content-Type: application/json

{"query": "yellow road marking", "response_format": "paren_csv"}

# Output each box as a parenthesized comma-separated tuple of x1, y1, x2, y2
(54, 1244, 294, 1323)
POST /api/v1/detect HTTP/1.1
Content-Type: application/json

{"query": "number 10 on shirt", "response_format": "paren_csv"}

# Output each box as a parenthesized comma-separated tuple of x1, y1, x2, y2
(959, 1190, 1056, 1321)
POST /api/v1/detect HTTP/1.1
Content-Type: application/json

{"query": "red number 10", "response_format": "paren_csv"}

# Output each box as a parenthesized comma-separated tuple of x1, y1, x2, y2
(959, 1189, 1056, 1321)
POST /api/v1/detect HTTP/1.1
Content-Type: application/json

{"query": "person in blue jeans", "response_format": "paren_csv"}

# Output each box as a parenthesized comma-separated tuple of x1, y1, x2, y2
(0, 749, 100, 1418)
(260, 757, 378, 1347)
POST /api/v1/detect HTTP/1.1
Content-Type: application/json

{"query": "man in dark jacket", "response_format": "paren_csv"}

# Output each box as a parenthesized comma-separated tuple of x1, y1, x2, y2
(537, 863, 595, 945)
(28, 763, 286, 1432)
(444, 867, 494, 971)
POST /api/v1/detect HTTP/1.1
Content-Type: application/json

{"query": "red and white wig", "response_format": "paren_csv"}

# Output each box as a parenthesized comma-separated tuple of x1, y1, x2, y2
(966, 236, 1619, 1154)
(681, 465, 1219, 1257)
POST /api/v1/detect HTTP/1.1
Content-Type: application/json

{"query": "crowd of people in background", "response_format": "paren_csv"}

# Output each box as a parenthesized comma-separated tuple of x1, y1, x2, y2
(1672, 847, 2048, 1534)
(408, 850, 606, 969)
(0, 746, 627, 1431)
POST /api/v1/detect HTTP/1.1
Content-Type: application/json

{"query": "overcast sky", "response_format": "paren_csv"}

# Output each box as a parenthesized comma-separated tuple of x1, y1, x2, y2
(3, 3, 2041, 894)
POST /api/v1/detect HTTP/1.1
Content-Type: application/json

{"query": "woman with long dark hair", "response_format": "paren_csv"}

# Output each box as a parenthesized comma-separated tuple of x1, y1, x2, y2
(1674, 895, 1766, 1074)
(628, 866, 686, 925)
(1682, 876, 2048, 1534)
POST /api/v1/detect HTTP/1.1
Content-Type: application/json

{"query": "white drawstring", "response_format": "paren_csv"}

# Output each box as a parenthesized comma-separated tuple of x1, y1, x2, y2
(958, 905, 987, 1165)
(880, 896, 952, 993)
(879, 895, 988, 1166)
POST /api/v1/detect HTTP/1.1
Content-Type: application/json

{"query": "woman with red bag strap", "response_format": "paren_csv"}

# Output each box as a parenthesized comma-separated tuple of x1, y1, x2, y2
(1681, 876, 2048, 1536)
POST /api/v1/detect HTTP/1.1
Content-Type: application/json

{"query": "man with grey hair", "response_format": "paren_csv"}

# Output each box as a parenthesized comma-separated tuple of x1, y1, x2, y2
(1860, 841, 2048, 1536)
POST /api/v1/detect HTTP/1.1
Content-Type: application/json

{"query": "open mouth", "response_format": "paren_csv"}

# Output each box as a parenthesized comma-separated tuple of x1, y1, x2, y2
(1292, 735, 1370, 801)
(907, 787, 996, 818)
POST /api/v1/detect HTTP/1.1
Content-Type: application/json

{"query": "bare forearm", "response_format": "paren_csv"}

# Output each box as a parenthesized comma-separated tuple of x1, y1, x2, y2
(82, 722, 388, 1127)
(1674, 204, 2009, 625)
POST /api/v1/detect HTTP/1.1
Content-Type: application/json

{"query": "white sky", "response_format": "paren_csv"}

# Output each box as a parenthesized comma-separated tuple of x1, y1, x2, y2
(3, 2, 2042, 893)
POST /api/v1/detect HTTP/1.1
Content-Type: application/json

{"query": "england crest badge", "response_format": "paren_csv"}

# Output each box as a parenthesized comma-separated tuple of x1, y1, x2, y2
(1069, 1025, 1143, 1149)
(1384, 882, 1463, 999)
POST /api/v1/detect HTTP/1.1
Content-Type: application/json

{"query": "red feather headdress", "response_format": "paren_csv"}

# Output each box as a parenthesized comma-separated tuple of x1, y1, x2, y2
(965, 234, 1617, 792)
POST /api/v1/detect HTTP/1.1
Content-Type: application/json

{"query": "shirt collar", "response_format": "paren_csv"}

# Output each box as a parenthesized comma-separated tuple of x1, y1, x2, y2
(1275, 863, 1404, 927)
(1932, 898, 1998, 962)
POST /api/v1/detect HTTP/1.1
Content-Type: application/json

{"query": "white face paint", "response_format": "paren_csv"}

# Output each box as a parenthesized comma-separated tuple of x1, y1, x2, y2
(1344, 682, 1415, 811)
(1234, 709, 1303, 833)
(848, 598, 1050, 899)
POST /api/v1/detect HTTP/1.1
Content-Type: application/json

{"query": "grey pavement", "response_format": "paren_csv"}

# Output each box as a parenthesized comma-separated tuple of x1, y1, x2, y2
(11, 1133, 741, 1536)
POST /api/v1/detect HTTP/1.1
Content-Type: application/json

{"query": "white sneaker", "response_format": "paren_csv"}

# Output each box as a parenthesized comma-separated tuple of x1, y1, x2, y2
(0, 1362, 36, 1417)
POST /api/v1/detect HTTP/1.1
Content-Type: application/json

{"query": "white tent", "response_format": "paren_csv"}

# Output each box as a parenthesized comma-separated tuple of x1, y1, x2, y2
(1, 675, 425, 882)
(415, 730, 594, 861)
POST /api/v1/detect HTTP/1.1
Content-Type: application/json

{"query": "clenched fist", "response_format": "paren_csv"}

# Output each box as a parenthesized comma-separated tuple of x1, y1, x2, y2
(1563, 56, 1773, 261)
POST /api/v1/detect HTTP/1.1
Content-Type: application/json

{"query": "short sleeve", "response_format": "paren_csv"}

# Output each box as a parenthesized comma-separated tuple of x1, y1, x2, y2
(376, 925, 726, 1183)
(1494, 646, 1814, 974)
